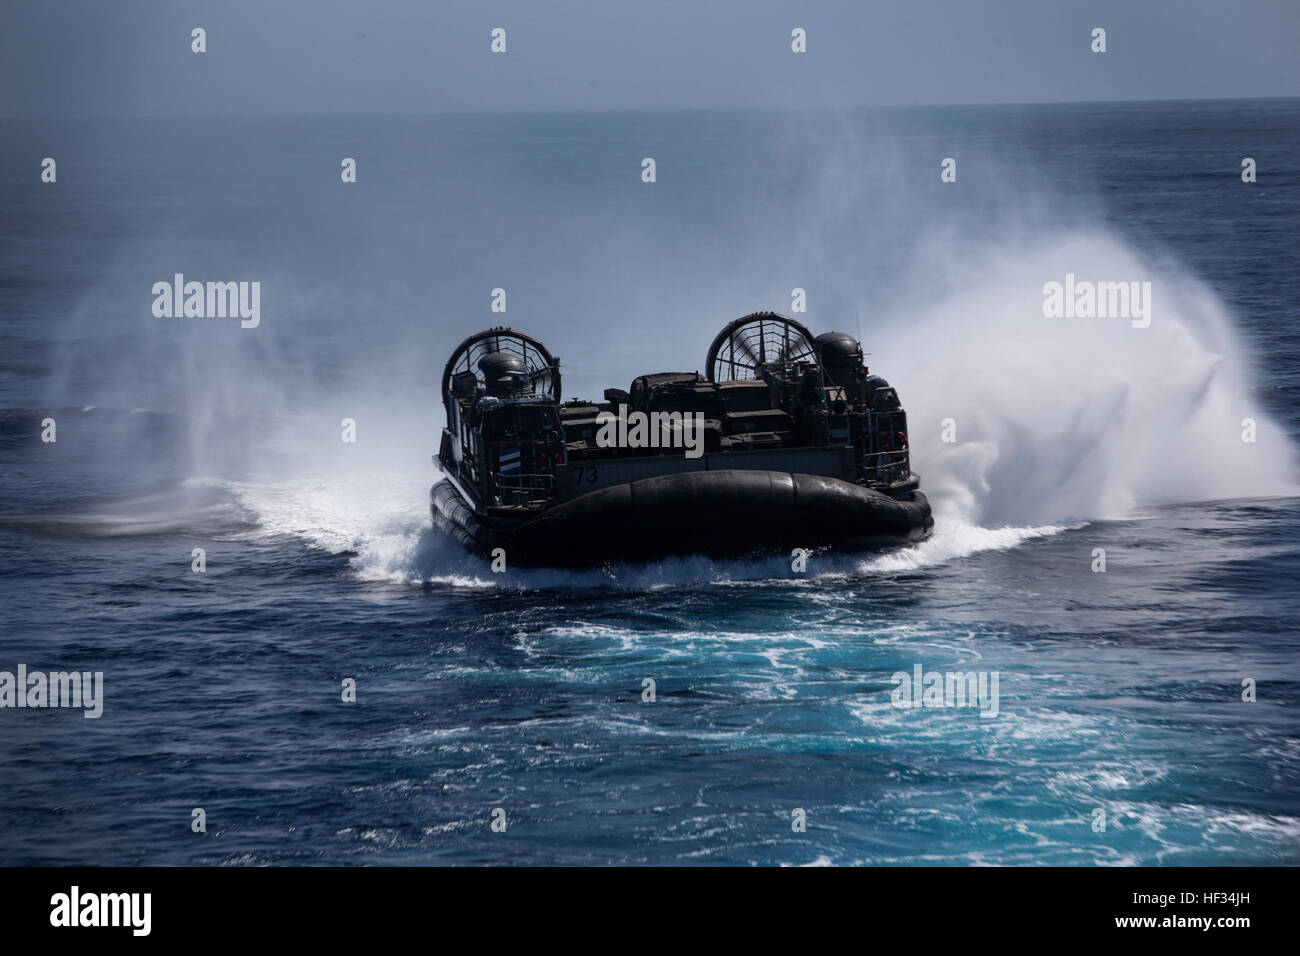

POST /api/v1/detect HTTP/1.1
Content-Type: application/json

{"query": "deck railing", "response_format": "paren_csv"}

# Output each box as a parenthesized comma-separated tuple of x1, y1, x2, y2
(861, 449, 911, 485)
(493, 473, 555, 506)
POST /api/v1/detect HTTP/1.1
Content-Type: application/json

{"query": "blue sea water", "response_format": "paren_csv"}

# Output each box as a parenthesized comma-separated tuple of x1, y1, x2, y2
(1, 100, 1298, 865)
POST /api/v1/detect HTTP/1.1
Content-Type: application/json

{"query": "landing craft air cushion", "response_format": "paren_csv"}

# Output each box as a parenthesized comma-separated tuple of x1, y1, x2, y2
(432, 312, 933, 566)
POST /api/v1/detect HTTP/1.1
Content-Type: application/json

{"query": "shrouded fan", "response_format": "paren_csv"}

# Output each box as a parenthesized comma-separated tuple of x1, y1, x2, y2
(441, 327, 561, 401)
(705, 312, 819, 382)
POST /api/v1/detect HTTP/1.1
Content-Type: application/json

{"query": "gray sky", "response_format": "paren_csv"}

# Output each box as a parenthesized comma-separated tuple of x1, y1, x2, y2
(3, 0, 1298, 116)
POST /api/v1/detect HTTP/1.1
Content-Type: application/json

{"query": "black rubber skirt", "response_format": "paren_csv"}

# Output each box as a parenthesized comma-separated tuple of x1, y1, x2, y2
(432, 469, 932, 567)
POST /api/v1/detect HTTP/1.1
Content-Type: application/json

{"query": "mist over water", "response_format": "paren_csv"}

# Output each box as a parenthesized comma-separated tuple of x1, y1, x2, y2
(884, 231, 1299, 530)
(13, 107, 1294, 585)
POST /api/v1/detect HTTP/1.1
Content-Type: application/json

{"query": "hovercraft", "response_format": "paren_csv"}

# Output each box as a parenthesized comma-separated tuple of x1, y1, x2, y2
(432, 312, 932, 566)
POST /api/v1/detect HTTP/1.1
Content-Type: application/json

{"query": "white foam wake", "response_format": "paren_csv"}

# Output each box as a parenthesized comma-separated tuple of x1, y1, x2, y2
(206, 230, 1295, 587)
(214, 468, 1061, 588)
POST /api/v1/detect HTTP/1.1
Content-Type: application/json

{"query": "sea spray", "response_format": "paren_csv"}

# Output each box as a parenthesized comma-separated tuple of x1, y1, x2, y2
(876, 231, 1299, 530)
(146, 227, 1300, 587)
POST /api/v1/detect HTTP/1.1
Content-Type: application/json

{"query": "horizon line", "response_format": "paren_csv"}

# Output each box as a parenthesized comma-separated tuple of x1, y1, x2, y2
(4, 94, 1299, 122)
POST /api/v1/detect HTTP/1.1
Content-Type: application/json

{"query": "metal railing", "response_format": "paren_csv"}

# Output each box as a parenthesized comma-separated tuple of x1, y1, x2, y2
(861, 449, 911, 485)
(492, 472, 555, 506)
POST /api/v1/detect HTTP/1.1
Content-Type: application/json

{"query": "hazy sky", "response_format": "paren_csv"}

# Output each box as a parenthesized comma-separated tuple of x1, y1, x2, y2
(3, 0, 1298, 116)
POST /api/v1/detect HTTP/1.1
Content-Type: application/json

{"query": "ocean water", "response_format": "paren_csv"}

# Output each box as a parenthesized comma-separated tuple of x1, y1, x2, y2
(1, 100, 1298, 865)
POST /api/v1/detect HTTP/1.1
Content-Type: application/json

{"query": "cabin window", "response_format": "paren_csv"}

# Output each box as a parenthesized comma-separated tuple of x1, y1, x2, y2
(482, 405, 557, 437)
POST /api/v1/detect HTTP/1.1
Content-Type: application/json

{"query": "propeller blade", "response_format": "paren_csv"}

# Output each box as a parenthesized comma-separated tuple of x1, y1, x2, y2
(732, 332, 761, 367)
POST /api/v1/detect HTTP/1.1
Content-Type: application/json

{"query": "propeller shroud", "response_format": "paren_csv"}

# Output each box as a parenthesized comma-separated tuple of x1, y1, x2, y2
(705, 312, 819, 383)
